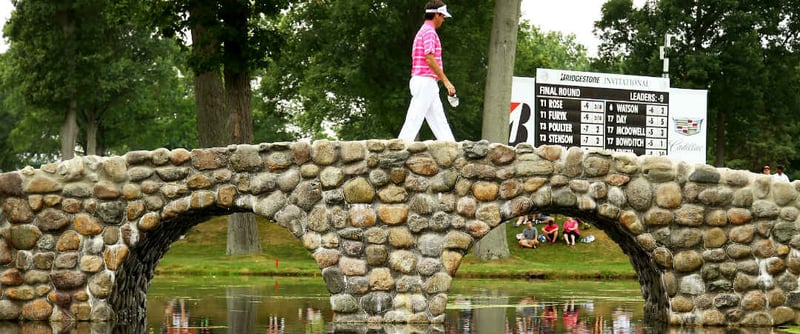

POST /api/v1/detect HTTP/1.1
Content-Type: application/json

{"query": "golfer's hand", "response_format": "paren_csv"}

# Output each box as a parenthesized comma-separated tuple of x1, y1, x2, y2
(444, 81, 456, 96)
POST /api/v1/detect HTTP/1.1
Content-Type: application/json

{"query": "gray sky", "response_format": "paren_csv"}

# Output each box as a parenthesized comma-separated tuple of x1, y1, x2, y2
(522, 0, 608, 57)
(521, 0, 645, 57)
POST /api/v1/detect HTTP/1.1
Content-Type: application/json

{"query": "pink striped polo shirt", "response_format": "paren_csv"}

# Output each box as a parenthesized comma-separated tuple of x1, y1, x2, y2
(410, 21, 442, 80)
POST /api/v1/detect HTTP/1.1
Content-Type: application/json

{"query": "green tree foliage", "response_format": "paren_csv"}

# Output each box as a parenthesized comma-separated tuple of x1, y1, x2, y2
(145, 0, 293, 256)
(3, 0, 195, 162)
(0, 54, 39, 170)
(595, 0, 800, 173)
(0, 52, 59, 169)
(514, 21, 591, 75)
(148, 1, 287, 77)
(252, 80, 297, 143)
(263, 1, 493, 141)
(99, 45, 198, 153)
(146, 0, 291, 146)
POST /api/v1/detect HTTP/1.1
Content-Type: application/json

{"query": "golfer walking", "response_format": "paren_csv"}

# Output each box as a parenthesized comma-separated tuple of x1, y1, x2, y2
(397, 0, 456, 142)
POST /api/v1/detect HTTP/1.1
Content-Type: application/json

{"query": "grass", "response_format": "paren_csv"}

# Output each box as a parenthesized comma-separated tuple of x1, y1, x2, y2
(155, 214, 635, 279)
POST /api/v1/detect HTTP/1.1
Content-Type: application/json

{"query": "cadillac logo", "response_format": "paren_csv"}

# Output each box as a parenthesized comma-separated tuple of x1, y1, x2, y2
(673, 118, 703, 136)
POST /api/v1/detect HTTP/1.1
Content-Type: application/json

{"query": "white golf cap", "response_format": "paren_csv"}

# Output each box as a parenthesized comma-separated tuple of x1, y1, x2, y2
(447, 94, 459, 107)
(425, 5, 452, 18)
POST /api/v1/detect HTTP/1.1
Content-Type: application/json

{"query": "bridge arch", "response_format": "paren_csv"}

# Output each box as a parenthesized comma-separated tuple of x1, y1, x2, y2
(0, 140, 798, 327)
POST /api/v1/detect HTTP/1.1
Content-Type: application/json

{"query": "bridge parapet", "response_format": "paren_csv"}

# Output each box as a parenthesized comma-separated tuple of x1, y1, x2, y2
(0, 140, 798, 327)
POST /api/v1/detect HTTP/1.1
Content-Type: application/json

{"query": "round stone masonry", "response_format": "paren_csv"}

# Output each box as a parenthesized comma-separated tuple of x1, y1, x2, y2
(0, 140, 798, 328)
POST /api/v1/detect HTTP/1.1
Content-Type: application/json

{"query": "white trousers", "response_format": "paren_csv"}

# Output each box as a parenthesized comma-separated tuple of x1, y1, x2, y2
(398, 76, 455, 141)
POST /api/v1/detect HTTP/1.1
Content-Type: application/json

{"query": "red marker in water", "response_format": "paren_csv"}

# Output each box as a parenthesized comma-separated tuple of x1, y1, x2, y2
(276, 258, 279, 267)
(275, 281, 279, 290)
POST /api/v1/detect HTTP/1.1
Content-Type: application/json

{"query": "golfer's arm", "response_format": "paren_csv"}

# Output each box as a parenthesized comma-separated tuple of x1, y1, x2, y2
(425, 54, 450, 86)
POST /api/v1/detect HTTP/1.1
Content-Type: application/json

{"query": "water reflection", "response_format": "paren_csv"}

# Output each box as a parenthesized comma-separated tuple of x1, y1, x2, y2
(162, 298, 213, 333)
(445, 295, 639, 334)
(474, 290, 506, 333)
(228, 287, 259, 334)
(0, 277, 792, 333)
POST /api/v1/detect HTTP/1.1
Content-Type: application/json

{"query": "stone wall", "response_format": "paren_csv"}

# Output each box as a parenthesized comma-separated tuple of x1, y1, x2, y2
(0, 140, 799, 327)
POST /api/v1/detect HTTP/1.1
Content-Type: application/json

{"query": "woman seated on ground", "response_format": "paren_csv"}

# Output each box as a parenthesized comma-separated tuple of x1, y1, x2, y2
(563, 216, 581, 246)
(542, 219, 559, 244)
(518, 220, 540, 248)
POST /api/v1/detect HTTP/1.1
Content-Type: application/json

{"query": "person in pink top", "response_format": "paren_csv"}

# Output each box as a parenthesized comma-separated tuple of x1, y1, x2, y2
(563, 216, 581, 246)
(397, 0, 456, 142)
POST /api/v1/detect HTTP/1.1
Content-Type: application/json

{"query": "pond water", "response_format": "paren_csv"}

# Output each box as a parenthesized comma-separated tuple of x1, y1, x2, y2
(142, 276, 789, 334)
(0, 276, 790, 333)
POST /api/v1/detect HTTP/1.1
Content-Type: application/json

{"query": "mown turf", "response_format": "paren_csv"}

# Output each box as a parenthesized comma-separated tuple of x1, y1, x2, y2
(155, 214, 635, 279)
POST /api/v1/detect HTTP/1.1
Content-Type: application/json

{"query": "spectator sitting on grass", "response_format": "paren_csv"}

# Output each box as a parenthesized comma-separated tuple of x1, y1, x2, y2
(563, 216, 581, 246)
(542, 219, 559, 244)
(518, 220, 540, 249)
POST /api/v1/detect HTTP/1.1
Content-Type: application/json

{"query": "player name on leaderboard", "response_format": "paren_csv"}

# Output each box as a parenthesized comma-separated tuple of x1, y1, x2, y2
(533, 69, 670, 156)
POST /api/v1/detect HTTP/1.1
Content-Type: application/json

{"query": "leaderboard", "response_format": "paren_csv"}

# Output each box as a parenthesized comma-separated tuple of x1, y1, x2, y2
(533, 69, 670, 156)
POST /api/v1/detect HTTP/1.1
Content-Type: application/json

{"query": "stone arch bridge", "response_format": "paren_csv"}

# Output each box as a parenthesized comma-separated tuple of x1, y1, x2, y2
(0, 140, 798, 328)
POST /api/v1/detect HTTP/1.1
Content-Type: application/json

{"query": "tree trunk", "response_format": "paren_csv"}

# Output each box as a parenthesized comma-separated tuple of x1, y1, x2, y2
(190, 4, 228, 148)
(194, 73, 228, 147)
(481, 0, 521, 144)
(226, 212, 261, 255)
(226, 287, 259, 334)
(60, 100, 79, 160)
(475, 290, 508, 333)
(221, 0, 254, 146)
(714, 109, 725, 167)
(473, 0, 520, 261)
(85, 108, 98, 156)
(225, 70, 260, 255)
(96, 123, 106, 157)
(225, 70, 261, 255)
(58, 4, 78, 161)
(472, 223, 510, 260)
(226, 71, 254, 145)
(220, 0, 260, 255)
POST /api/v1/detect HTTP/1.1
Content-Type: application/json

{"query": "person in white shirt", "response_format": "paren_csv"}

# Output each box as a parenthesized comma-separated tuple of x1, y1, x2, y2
(773, 165, 790, 182)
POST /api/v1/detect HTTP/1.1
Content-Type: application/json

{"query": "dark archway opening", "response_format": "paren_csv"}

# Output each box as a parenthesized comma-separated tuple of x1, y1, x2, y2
(110, 207, 238, 333)
(507, 207, 668, 326)
(109, 206, 326, 334)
